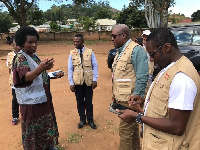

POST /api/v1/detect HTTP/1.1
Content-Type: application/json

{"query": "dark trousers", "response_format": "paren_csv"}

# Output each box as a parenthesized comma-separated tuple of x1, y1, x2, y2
(75, 83, 93, 123)
(12, 88, 19, 118)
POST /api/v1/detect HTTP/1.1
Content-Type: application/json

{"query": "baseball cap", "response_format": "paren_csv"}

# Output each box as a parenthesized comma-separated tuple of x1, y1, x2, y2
(142, 30, 151, 36)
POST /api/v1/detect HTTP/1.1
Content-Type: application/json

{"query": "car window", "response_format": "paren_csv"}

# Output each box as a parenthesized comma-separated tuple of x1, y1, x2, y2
(171, 29, 200, 46)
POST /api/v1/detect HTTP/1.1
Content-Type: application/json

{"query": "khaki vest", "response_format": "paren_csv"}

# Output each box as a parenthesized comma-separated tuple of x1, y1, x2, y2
(70, 47, 93, 86)
(142, 56, 200, 150)
(112, 41, 138, 102)
(7, 51, 15, 86)
(148, 61, 154, 75)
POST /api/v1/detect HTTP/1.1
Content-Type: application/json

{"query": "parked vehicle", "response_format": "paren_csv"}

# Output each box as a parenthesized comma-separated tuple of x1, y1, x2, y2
(168, 24, 200, 73)
(107, 25, 200, 74)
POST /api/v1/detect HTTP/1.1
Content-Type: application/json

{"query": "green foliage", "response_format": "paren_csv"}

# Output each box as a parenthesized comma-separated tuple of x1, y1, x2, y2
(192, 10, 200, 22)
(43, 0, 118, 23)
(94, 8, 112, 20)
(79, 16, 96, 31)
(169, 13, 190, 24)
(0, 12, 13, 33)
(117, 2, 148, 28)
(50, 21, 61, 31)
(0, 0, 96, 27)
(27, 4, 45, 26)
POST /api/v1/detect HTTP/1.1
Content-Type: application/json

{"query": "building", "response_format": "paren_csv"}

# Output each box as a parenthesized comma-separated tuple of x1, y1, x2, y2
(96, 19, 116, 31)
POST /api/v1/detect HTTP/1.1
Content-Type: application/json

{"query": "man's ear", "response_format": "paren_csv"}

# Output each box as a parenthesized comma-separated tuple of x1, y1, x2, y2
(164, 43, 172, 53)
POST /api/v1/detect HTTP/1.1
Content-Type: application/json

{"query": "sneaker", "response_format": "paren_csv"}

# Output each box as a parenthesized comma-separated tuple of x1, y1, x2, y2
(11, 118, 18, 125)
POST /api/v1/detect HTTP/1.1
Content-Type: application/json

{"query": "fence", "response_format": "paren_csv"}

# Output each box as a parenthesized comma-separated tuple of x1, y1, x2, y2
(0, 29, 147, 41)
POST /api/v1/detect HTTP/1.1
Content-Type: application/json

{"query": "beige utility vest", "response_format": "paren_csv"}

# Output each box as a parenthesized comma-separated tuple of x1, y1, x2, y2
(142, 56, 200, 150)
(7, 51, 15, 86)
(70, 47, 93, 86)
(112, 41, 138, 101)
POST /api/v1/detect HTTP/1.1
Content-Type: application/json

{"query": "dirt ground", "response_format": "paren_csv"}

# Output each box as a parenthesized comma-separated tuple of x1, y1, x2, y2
(0, 40, 122, 150)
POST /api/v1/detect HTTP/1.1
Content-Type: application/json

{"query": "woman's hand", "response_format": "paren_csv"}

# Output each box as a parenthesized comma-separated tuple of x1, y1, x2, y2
(39, 58, 55, 71)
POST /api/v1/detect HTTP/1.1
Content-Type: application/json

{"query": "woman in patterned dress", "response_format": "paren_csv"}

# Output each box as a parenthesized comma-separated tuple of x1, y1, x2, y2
(13, 26, 63, 150)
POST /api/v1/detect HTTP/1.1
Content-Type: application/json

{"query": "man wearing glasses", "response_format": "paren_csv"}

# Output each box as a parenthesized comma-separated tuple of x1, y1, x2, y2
(111, 24, 148, 150)
(117, 27, 200, 150)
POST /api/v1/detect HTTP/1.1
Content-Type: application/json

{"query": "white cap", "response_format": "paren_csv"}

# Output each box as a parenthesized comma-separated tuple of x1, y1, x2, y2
(142, 30, 151, 36)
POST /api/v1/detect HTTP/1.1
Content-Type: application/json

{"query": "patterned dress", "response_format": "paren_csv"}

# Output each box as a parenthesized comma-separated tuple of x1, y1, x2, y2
(13, 53, 59, 150)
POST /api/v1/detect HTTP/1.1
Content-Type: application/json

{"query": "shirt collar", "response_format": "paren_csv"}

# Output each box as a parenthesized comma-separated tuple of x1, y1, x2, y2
(78, 46, 85, 52)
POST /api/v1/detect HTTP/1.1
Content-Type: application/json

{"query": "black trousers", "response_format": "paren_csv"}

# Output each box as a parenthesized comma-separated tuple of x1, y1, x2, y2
(12, 88, 19, 119)
(75, 83, 93, 123)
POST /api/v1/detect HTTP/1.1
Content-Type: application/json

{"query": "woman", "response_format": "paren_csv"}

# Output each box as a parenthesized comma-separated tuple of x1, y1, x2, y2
(13, 26, 63, 150)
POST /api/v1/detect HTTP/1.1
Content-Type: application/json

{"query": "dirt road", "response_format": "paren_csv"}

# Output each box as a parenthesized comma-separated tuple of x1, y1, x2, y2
(0, 41, 121, 150)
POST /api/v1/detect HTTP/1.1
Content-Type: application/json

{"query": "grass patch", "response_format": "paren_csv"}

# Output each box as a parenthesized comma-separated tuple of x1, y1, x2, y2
(66, 133, 82, 143)
(107, 120, 113, 125)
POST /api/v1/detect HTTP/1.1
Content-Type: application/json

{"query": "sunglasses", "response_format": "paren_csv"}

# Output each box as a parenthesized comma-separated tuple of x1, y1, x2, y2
(110, 33, 123, 39)
(149, 45, 162, 58)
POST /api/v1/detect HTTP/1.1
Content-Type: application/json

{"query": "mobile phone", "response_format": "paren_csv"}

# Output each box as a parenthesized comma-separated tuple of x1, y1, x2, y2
(109, 102, 128, 115)
(52, 70, 62, 77)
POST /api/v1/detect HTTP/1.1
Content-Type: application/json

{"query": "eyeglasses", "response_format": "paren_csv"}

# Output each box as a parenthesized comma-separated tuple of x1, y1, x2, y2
(110, 33, 123, 39)
(149, 45, 162, 58)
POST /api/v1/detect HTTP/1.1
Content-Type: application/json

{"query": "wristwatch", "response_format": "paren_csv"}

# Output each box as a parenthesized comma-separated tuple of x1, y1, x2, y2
(135, 113, 143, 124)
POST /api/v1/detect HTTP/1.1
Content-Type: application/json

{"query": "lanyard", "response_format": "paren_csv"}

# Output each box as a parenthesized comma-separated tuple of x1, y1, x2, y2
(112, 39, 132, 70)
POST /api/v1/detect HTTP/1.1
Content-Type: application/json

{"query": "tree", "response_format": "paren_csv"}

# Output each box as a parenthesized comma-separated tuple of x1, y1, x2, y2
(131, 0, 175, 28)
(94, 8, 112, 20)
(0, 0, 88, 27)
(117, 2, 148, 28)
(0, 12, 13, 33)
(169, 13, 189, 24)
(26, 4, 44, 26)
(191, 10, 200, 22)
(78, 16, 96, 31)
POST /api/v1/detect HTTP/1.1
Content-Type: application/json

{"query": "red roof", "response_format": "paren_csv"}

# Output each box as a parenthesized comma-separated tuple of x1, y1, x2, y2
(178, 19, 192, 23)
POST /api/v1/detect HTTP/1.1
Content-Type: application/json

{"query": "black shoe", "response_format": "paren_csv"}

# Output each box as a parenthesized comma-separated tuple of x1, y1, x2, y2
(89, 122, 97, 129)
(78, 121, 86, 129)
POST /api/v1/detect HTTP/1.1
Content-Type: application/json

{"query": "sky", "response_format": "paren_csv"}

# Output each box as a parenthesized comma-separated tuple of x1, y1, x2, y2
(168, 0, 199, 17)
(1, 0, 199, 18)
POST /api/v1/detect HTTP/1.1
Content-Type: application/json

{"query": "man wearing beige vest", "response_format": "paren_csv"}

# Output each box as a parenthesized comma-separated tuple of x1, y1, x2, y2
(117, 27, 200, 150)
(111, 24, 148, 150)
(68, 34, 98, 129)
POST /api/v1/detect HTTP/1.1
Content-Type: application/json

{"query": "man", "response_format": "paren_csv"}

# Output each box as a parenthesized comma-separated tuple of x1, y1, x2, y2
(142, 30, 154, 89)
(117, 27, 200, 149)
(142, 30, 151, 49)
(68, 34, 98, 129)
(111, 24, 148, 150)
(6, 39, 21, 125)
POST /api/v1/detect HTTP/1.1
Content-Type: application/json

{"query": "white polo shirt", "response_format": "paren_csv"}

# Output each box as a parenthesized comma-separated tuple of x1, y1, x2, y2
(144, 62, 197, 115)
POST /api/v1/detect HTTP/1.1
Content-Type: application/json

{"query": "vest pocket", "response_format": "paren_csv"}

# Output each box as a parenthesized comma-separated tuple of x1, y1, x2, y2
(117, 60, 127, 71)
(150, 93, 168, 116)
(116, 82, 132, 101)
(84, 71, 93, 86)
(73, 70, 83, 85)
(84, 60, 92, 67)
(72, 58, 81, 66)
(145, 132, 172, 150)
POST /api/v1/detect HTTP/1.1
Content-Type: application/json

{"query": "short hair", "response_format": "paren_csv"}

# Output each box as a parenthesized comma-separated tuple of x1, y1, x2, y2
(146, 27, 178, 49)
(74, 34, 84, 40)
(113, 24, 130, 37)
(14, 26, 39, 47)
